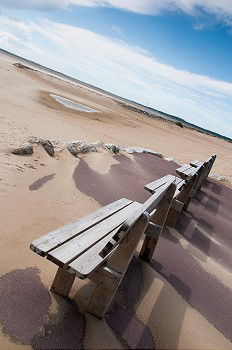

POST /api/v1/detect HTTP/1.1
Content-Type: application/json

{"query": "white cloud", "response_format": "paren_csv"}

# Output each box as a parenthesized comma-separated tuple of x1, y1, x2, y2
(0, 14, 231, 137)
(1, 0, 232, 18)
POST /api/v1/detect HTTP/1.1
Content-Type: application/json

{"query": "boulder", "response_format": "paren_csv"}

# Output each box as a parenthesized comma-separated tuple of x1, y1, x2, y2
(104, 143, 120, 154)
(39, 139, 54, 157)
(67, 142, 98, 156)
(11, 143, 33, 155)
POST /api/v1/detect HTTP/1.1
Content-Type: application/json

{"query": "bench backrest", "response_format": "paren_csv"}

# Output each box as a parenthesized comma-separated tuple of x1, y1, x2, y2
(99, 177, 176, 259)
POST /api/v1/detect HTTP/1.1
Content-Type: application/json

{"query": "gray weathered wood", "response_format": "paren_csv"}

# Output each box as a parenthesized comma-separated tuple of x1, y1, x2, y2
(99, 178, 175, 259)
(171, 199, 185, 212)
(86, 211, 149, 318)
(140, 182, 176, 262)
(144, 222, 162, 239)
(47, 202, 141, 268)
(166, 173, 197, 226)
(30, 198, 133, 257)
(190, 160, 203, 167)
(50, 267, 75, 297)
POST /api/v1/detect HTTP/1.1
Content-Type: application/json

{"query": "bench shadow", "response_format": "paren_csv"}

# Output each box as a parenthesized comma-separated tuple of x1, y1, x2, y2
(135, 259, 190, 350)
(31, 294, 85, 350)
(204, 180, 222, 194)
(192, 191, 220, 215)
(0, 267, 85, 349)
(73, 154, 178, 205)
(75, 256, 190, 349)
(171, 213, 214, 263)
(75, 257, 155, 349)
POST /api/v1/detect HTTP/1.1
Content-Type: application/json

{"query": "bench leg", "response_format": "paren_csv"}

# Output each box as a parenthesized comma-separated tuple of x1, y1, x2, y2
(87, 215, 149, 318)
(166, 174, 197, 226)
(87, 267, 121, 318)
(139, 236, 158, 262)
(140, 183, 176, 262)
(51, 267, 75, 297)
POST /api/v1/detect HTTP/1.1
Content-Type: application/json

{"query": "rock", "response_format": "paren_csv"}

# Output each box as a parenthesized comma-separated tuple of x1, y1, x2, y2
(104, 143, 120, 154)
(11, 143, 33, 155)
(67, 142, 98, 156)
(39, 139, 54, 157)
(67, 144, 79, 157)
(123, 146, 163, 158)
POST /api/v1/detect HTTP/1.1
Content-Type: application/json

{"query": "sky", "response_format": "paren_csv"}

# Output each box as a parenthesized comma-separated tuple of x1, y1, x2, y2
(0, 0, 232, 138)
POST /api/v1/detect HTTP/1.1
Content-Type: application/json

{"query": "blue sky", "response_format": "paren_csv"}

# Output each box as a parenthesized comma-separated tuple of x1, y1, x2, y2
(0, 0, 232, 137)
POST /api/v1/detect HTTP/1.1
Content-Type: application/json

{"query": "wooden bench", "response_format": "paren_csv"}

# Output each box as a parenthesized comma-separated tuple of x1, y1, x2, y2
(176, 154, 216, 197)
(190, 154, 216, 185)
(30, 177, 176, 318)
(143, 173, 197, 230)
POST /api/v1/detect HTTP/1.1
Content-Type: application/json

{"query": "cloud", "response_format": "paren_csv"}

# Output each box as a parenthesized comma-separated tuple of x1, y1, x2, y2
(111, 25, 122, 35)
(0, 14, 232, 137)
(1, 0, 232, 18)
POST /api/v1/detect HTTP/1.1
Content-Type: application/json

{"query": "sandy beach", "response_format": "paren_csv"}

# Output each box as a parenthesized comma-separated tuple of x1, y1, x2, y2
(0, 52, 232, 349)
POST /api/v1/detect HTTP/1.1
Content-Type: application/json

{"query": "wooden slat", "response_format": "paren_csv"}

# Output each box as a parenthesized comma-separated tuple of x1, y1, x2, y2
(47, 201, 141, 268)
(176, 164, 192, 174)
(144, 175, 175, 193)
(100, 178, 176, 259)
(30, 198, 133, 256)
(190, 160, 202, 167)
(67, 226, 123, 278)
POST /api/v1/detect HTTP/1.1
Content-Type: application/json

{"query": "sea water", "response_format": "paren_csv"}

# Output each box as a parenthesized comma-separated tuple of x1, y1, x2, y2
(51, 94, 101, 113)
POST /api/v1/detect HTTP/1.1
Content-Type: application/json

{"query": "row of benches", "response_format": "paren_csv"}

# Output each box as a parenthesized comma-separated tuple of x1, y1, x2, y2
(30, 154, 216, 318)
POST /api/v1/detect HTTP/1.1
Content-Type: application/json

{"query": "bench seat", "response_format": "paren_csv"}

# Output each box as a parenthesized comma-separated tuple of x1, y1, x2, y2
(31, 198, 142, 278)
(145, 175, 185, 195)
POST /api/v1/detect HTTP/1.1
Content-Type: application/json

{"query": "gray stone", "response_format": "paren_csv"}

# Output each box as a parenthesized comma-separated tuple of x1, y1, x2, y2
(104, 143, 120, 154)
(39, 139, 54, 157)
(67, 142, 98, 156)
(11, 144, 33, 155)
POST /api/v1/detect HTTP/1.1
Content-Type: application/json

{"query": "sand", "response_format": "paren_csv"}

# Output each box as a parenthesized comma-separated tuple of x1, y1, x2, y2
(0, 54, 232, 184)
(0, 52, 232, 349)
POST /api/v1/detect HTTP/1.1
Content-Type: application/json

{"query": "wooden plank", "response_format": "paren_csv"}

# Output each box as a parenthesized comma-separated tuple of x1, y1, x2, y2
(140, 182, 176, 262)
(166, 173, 198, 226)
(67, 226, 124, 278)
(144, 175, 174, 193)
(88, 266, 121, 291)
(144, 222, 162, 239)
(50, 267, 75, 297)
(99, 178, 176, 258)
(145, 175, 182, 193)
(47, 202, 141, 268)
(190, 160, 202, 167)
(171, 199, 184, 212)
(30, 198, 133, 256)
(176, 164, 193, 175)
(86, 214, 149, 318)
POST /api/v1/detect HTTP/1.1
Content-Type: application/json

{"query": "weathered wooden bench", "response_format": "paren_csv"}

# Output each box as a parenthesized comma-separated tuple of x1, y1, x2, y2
(176, 154, 216, 197)
(30, 177, 176, 318)
(190, 154, 216, 185)
(143, 172, 197, 234)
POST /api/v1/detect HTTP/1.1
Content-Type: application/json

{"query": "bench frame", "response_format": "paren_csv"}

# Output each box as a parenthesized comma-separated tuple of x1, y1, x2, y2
(30, 154, 216, 318)
(31, 179, 176, 318)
